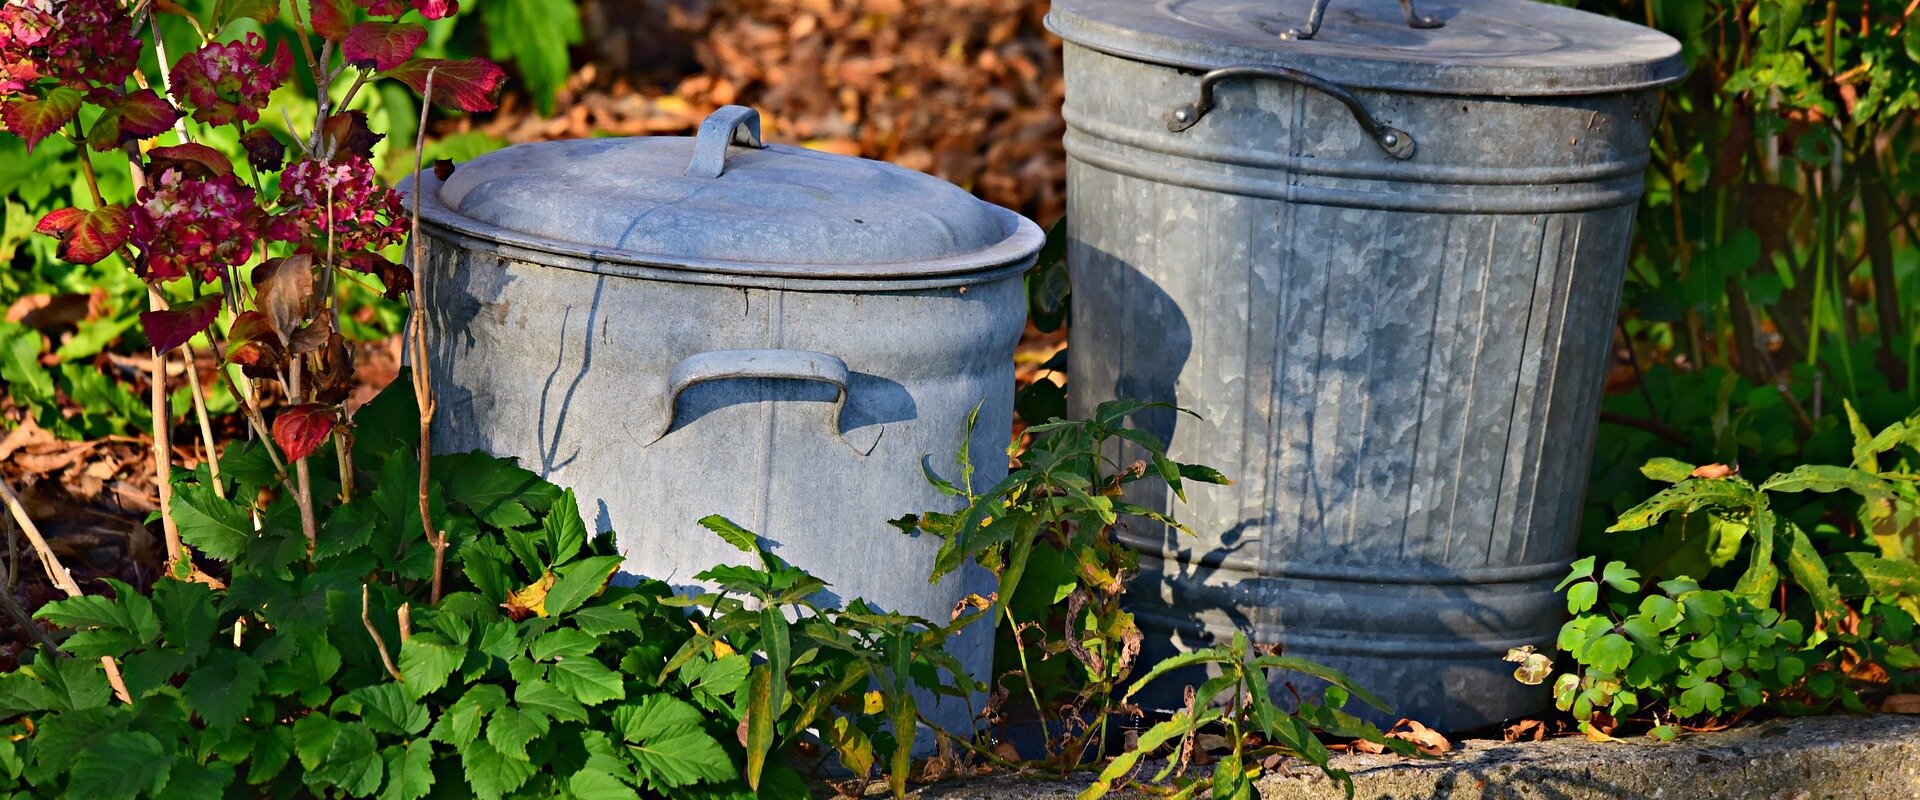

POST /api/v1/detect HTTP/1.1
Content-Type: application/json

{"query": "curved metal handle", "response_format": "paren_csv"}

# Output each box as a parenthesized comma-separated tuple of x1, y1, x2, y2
(650, 349, 877, 454)
(685, 105, 765, 179)
(1282, 0, 1443, 40)
(1165, 65, 1416, 160)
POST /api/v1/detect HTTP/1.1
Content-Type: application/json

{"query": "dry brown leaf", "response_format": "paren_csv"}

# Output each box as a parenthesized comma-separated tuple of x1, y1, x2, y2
(990, 740, 1021, 764)
(1882, 694, 1920, 714)
(1386, 719, 1452, 755)
(1690, 463, 1737, 479)
(1503, 718, 1547, 742)
(1350, 738, 1388, 754)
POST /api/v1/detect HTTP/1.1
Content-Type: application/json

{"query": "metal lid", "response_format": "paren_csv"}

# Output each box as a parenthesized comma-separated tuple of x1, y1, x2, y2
(1046, 0, 1686, 96)
(413, 106, 1043, 282)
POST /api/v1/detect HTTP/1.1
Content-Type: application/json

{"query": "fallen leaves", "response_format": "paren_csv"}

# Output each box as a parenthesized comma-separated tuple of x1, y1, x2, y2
(1691, 463, 1737, 479)
(1505, 645, 1554, 685)
(1382, 719, 1452, 756)
(1882, 694, 1920, 714)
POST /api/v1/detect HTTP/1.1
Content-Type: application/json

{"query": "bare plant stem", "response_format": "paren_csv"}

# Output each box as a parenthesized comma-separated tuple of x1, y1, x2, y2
(176, 342, 225, 499)
(289, 354, 318, 554)
(1, 478, 133, 703)
(410, 69, 445, 603)
(362, 585, 403, 682)
(147, 293, 184, 571)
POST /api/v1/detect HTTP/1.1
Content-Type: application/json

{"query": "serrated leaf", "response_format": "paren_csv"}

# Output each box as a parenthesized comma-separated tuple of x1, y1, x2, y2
(397, 634, 462, 700)
(139, 295, 221, 353)
(436, 451, 555, 529)
(343, 22, 427, 71)
(565, 769, 634, 800)
(273, 403, 337, 462)
(182, 649, 266, 731)
(1608, 478, 1757, 532)
(379, 740, 434, 800)
(384, 58, 508, 112)
(516, 679, 587, 723)
(461, 738, 536, 800)
(68, 730, 171, 800)
(552, 657, 625, 706)
(486, 706, 549, 760)
(347, 682, 430, 736)
(2, 87, 83, 152)
(171, 481, 253, 561)
(544, 556, 621, 618)
(530, 628, 598, 661)
(542, 489, 587, 564)
(36, 205, 129, 265)
(429, 684, 504, 746)
(1759, 464, 1896, 501)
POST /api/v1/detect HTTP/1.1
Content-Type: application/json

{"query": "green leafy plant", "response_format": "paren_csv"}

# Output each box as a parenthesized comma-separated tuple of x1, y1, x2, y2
(1079, 633, 1412, 800)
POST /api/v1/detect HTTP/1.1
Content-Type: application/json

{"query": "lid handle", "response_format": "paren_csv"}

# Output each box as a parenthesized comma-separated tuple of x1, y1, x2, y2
(685, 105, 766, 179)
(1281, 0, 1443, 40)
(1165, 65, 1416, 160)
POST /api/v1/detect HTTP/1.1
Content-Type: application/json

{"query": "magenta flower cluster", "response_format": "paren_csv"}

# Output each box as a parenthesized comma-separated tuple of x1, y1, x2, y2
(0, 0, 140, 95)
(169, 33, 292, 127)
(269, 155, 409, 254)
(361, 0, 461, 21)
(131, 168, 263, 283)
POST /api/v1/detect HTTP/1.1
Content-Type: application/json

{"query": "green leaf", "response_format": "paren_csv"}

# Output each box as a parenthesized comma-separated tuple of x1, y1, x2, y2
(616, 694, 734, 790)
(1586, 634, 1634, 673)
(552, 657, 625, 706)
(1640, 457, 1697, 483)
(68, 730, 171, 800)
(744, 664, 775, 789)
(306, 721, 384, 796)
(1826, 552, 1920, 599)
(1759, 465, 1895, 501)
(0, 322, 53, 409)
(1601, 561, 1643, 594)
(1782, 522, 1846, 623)
(530, 628, 599, 661)
(430, 684, 505, 746)
(566, 769, 636, 800)
(888, 691, 917, 797)
(182, 649, 266, 731)
(379, 740, 435, 800)
(1078, 709, 1216, 800)
(153, 760, 234, 800)
(462, 738, 537, 800)
(698, 515, 760, 554)
(486, 706, 550, 759)
(1557, 556, 1597, 590)
(1567, 581, 1599, 614)
(542, 489, 589, 564)
(170, 482, 254, 561)
(1212, 749, 1252, 800)
(437, 451, 553, 529)
(544, 556, 622, 618)
(398, 634, 463, 700)
(346, 682, 431, 736)
(1608, 478, 1757, 532)
(515, 679, 587, 723)
(479, 0, 582, 115)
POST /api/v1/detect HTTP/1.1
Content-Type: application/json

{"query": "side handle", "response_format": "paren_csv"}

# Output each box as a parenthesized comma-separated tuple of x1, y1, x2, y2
(1164, 65, 1416, 160)
(650, 349, 877, 455)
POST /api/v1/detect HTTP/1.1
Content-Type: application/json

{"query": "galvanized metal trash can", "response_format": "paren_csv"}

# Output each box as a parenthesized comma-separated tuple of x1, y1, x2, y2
(1048, 0, 1685, 728)
(406, 106, 1044, 733)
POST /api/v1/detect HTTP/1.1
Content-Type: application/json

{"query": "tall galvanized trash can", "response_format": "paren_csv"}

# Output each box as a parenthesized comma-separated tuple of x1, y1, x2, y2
(407, 106, 1044, 733)
(1049, 0, 1685, 728)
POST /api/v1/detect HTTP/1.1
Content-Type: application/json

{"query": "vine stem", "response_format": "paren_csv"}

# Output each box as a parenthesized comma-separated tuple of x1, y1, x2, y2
(0, 478, 133, 704)
(409, 68, 445, 603)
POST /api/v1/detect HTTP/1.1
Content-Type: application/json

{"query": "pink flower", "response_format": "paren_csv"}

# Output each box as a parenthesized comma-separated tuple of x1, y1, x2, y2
(169, 33, 292, 127)
(131, 168, 262, 282)
(0, 0, 139, 95)
(268, 156, 408, 254)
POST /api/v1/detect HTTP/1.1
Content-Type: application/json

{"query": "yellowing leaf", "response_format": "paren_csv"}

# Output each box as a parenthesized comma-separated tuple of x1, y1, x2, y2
(862, 691, 885, 714)
(712, 639, 736, 658)
(502, 572, 556, 620)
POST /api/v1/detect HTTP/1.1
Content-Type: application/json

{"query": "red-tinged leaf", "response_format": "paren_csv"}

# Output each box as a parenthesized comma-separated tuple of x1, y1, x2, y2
(239, 127, 286, 173)
(36, 206, 130, 265)
(342, 22, 426, 71)
(383, 58, 507, 112)
(219, 0, 282, 25)
(114, 90, 180, 139)
(252, 255, 317, 344)
(83, 89, 180, 152)
(138, 295, 222, 353)
(412, 0, 458, 19)
(147, 143, 234, 180)
(345, 251, 411, 298)
(320, 111, 382, 159)
(311, 0, 356, 41)
(225, 310, 283, 379)
(273, 404, 337, 461)
(1, 87, 83, 153)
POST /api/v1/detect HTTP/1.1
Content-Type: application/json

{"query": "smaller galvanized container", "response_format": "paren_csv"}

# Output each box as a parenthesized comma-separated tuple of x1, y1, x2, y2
(407, 107, 1044, 734)
(1049, 0, 1685, 728)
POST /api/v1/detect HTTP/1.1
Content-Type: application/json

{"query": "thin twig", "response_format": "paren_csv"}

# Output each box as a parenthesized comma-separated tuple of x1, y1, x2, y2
(148, 289, 184, 572)
(362, 584, 403, 682)
(0, 478, 134, 703)
(410, 68, 445, 603)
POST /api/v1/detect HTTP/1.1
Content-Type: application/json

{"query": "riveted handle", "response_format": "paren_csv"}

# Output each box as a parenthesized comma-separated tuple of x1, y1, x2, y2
(1281, 0, 1444, 40)
(685, 105, 765, 179)
(1165, 65, 1416, 160)
(650, 349, 877, 455)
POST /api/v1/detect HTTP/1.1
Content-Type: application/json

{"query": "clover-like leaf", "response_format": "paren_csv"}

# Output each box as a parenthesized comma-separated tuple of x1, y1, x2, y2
(138, 295, 221, 353)
(384, 57, 508, 112)
(1, 87, 83, 153)
(36, 205, 130, 265)
(344, 22, 427, 71)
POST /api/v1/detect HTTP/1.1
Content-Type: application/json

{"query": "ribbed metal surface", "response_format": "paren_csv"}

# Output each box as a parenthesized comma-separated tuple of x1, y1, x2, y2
(1058, 41, 1663, 728)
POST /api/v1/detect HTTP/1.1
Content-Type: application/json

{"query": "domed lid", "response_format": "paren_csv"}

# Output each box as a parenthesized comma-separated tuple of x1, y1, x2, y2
(410, 106, 1043, 282)
(1046, 0, 1686, 97)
